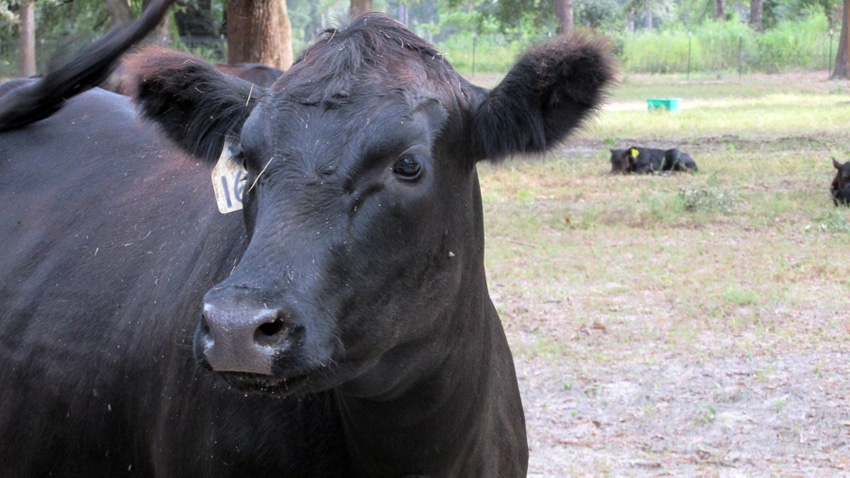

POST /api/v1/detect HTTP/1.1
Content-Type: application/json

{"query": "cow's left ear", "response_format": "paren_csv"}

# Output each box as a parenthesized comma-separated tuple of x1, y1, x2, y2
(470, 35, 615, 162)
(127, 46, 269, 163)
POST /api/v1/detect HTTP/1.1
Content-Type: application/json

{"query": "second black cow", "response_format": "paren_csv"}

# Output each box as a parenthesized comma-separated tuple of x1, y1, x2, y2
(0, 1, 615, 476)
(610, 146, 698, 174)
(831, 158, 850, 206)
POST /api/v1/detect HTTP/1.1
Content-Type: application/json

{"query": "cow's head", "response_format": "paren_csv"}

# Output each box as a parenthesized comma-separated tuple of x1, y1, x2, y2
(128, 14, 614, 396)
(610, 148, 634, 173)
(832, 158, 850, 206)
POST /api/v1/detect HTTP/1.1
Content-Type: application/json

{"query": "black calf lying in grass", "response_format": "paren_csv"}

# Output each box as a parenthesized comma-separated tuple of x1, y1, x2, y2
(610, 147, 698, 174)
(831, 158, 850, 206)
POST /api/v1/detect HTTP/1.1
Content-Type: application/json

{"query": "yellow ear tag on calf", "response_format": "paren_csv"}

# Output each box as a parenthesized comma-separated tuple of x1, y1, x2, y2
(211, 142, 247, 214)
(630, 148, 639, 158)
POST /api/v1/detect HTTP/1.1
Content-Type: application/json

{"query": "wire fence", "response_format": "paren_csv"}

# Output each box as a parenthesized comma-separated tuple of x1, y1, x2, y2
(0, 30, 841, 80)
(614, 31, 839, 77)
(0, 34, 228, 79)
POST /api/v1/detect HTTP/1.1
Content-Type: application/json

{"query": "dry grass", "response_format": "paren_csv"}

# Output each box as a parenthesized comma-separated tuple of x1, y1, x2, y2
(481, 72, 850, 475)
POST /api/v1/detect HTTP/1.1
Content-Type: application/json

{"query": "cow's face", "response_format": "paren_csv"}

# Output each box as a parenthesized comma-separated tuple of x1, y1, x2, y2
(130, 14, 613, 397)
(198, 88, 479, 396)
(610, 149, 633, 173)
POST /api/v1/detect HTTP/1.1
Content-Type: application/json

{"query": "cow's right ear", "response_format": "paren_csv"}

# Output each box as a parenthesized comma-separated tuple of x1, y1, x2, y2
(469, 34, 615, 162)
(127, 47, 269, 163)
(834, 158, 843, 170)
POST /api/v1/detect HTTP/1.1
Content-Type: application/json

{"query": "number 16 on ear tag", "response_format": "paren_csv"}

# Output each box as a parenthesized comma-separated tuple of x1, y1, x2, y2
(212, 142, 247, 214)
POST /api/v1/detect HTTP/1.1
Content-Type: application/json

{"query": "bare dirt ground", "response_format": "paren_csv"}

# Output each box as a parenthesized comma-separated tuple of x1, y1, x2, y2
(502, 281, 849, 476)
(516, 339, 849, 476)
(497, 202, 850, 476)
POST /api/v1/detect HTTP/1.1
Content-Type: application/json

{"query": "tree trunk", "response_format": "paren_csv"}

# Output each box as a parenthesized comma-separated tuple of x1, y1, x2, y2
(142, 0, 171, 46)
(278, 0, 293, 69)
(555, 0, 573, 35)
(749, 0, 763, 32)
(715, 0, 727, 21)
(832, 0, 850, 78)
(350, 0, 372, 18)
(227, 0, 290, 70)
(19, 0, 36, 77)
(645, 8, 652, 30)
(398, 3, 409, 25)
(104, 0, 134, 26)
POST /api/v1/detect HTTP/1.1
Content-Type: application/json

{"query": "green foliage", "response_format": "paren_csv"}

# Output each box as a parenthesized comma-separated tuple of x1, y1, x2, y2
(753, 11, 830, 72)
(488, 0, 559, 33)
(723, 285, 760, 306)
(433, 11, 549, 75)
(616, 10, 833, 74)
(810, 210, 850, 232)
(677, 187, 735, 212)
(575, 0, 621, 30)
(765, 0, 840, 28)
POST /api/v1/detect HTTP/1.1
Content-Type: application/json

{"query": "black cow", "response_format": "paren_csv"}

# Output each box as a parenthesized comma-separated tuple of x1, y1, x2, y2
(0, 1, 614, 475)
(610, 146, 698, 174)
(831, 158, 850, 206)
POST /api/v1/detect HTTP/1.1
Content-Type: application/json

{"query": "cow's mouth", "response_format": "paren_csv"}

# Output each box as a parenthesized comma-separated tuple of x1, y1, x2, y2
(218, 371, 309, 395)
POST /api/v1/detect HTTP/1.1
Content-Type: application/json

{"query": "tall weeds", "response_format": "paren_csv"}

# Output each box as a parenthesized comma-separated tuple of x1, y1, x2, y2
(615, 12, 832, 74)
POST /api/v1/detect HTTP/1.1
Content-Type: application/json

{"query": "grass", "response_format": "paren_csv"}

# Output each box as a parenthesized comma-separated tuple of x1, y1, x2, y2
(480, 71, 850, 364)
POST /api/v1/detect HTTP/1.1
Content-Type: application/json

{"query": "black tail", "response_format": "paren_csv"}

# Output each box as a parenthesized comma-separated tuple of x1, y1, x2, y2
(0, 0, 174, 131)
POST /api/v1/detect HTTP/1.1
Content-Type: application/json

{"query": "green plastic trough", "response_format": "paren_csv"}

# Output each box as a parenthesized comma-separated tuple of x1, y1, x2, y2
(647, 98, 682, 113)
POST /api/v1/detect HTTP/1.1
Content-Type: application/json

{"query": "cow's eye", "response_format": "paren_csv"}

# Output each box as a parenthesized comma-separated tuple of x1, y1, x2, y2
(393, 155, 422, 181)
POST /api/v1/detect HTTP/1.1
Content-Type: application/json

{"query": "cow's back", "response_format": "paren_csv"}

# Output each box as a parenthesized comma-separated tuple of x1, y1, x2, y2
(0, 86, 346, 476)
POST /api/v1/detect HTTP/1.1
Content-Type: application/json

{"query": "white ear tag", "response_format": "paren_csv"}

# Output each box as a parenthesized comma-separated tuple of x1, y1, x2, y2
(211, 142, 247, 214)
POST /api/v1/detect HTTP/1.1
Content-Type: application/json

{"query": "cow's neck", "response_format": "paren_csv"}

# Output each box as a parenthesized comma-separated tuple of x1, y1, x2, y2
(334, 278, 525, 476)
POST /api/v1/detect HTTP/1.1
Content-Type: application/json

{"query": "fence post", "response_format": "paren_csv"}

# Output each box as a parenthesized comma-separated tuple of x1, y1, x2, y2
(472, 31, 476, 78)
(738, 34, 743, 81)
(687, 31, 692, 80)
(829, 29, 834, 77)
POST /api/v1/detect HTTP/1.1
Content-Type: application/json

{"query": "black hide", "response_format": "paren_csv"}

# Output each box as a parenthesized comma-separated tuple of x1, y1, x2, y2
(610, 146, 698, 174)
(831, 158, 850, 206)
(0, 8, 614, 477)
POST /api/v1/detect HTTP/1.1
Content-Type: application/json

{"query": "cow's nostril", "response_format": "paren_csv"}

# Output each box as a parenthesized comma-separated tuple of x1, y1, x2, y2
(197, 312, 214, 350)
(254, 320, 288, 347)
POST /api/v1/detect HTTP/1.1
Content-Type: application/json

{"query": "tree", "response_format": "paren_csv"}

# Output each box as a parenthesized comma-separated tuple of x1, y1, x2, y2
(278, 0, 293, 68)
(227, 0, 292, 69)
(143, 0, 171, 45)
(351, 0, 372, 18)
(18, 0, 35, 77)
(832, 0, 850, 78)
(104, 0, 134, 26)
(488, 0, 568, 34)
(749, 0, 763, 31)
(574, 0, 619, 29)
(556, 0, 573, 34)
(398, 1, 408, 25)
(714, 0, 726, 20)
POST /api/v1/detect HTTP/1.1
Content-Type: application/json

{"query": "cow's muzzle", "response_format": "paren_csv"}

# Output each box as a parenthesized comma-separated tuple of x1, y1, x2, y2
(195, 294, 297, 376)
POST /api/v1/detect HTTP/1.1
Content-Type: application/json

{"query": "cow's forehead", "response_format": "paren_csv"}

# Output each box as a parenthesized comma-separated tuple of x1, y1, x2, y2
(240, 88, 448, 178)
(271, 16, 462, 108)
